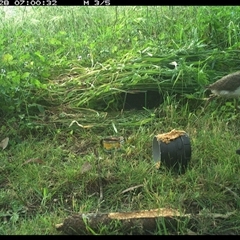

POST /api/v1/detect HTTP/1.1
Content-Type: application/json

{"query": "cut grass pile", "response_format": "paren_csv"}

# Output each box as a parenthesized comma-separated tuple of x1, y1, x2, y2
(1, 6, 240, 116)
(1, 6, 240, 235)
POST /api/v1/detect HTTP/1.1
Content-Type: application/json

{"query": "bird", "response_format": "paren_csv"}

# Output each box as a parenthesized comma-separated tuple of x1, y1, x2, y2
(206, 71, 240, 97)
(205, 72, 240, 155)
(204, 71, 240, 108)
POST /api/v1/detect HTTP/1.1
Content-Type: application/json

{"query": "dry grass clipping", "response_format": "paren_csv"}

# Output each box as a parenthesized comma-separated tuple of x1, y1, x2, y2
(156, 129, 186, 144)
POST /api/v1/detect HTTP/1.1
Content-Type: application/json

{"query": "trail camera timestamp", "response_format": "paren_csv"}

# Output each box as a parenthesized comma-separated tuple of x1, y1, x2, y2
(13, 0, 57, 5)
(0, 0, 10, 5)
(83, 0, 110, 5)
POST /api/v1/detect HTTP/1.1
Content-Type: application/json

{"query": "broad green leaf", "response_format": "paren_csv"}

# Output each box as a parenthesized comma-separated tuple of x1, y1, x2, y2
(2, 54, 13, 63)
(21, 72, 30, 79)
(34, 51, 45, 62)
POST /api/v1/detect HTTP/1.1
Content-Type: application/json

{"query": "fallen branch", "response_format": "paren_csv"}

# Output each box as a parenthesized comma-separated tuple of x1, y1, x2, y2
(121, 184, 144, 194)
(201, 178, 240, 201)
(55, 208, 189, 235)
(211, 182, 240, 201)
(198, 210, 236, 219)
(55, 208, 236, 235)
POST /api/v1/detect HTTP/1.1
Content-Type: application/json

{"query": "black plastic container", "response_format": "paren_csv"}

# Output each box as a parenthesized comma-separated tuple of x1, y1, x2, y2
(152, 132, 191, 174)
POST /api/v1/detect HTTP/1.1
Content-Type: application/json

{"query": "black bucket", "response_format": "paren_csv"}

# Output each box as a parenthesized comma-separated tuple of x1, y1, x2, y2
(152, 129, 191, 174)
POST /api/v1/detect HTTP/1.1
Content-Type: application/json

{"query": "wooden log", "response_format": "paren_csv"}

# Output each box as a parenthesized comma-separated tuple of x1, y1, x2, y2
(55, 208, 190, 235)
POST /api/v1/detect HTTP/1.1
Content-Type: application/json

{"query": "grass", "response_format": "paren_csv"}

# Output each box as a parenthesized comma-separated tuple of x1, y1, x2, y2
(1, 103, 240, 235)
(1, 6, 240, 235)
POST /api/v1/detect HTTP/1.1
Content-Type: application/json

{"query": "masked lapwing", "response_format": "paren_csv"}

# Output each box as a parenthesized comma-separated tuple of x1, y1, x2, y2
(204, 71, 240, 108)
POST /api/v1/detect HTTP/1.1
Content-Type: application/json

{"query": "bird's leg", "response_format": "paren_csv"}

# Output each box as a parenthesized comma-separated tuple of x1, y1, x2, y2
(234, 98, 240, 111)
(203, 94, 217, 110)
